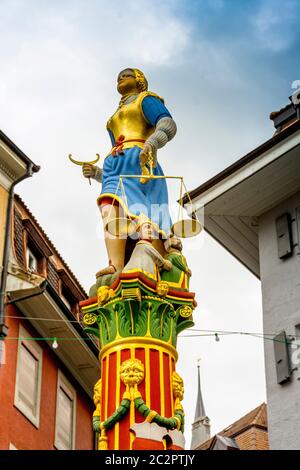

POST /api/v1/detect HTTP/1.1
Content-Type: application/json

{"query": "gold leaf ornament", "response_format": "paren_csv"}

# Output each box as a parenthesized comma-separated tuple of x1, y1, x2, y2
(83, 312, 98, 325)
(156, 281, 169, 297)
(178, 305, 192, 318)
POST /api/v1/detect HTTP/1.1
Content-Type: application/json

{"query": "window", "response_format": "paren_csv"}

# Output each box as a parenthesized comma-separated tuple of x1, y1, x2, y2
(58, 269, 80, 316)
(54, 371, 76, 450)
(22, 218, 52, 276)
(26, 247, 38, 273)
(292, 324, 300, 376)
(25, 239, 47, 277)
(61, 292, 71, 310)
(14, 326, 43, 427)
(60, 283, 79, 317)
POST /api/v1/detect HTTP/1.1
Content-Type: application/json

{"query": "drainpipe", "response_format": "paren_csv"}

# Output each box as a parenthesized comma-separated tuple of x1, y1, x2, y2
(0, 163, 40, 339)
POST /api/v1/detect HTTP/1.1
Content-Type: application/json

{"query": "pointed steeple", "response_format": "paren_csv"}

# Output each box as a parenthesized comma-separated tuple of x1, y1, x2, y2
(190, 360, 211, 450)
(194, 360, 206, 421)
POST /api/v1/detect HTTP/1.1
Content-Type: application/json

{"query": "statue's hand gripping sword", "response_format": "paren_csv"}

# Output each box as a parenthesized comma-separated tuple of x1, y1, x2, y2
(68, 153, 100, 185)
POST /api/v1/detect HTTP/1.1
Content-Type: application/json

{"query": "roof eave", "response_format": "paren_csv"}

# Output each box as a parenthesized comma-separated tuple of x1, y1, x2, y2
(8, 281, 99, 397)
(182, 121, 300, 278)
(0, 129, 40, 173)
(183, 120, 300, 204)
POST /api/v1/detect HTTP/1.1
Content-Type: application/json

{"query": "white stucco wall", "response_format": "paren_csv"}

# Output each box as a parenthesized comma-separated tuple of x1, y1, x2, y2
(259, 190, 300, 449)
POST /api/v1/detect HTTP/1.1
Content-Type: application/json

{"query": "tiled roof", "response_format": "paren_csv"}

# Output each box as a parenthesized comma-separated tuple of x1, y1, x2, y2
(197, 403, 268, 450)
(14, 193, 87, 297)
(235, 427, 269, 451)
(221, 402, 267, 436)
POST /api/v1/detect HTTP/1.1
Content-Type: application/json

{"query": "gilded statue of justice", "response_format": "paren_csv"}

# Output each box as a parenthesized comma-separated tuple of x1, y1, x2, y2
(69, 67, 201, 282)
(70, 68, 202, 451)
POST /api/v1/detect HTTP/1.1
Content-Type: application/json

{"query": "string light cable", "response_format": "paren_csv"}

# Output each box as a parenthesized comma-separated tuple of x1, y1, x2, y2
(0, 322, 297, 347)
(4, 316, 297, 341)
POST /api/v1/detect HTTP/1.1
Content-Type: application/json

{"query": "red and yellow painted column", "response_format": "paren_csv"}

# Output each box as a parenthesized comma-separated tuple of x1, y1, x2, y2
(80, 273, 195, 450)
(100, 337, 176, 450)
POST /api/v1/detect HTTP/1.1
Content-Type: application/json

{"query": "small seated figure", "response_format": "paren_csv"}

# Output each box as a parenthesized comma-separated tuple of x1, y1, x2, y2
(161, 236, 191, 290)
(122, 217, 171, 281)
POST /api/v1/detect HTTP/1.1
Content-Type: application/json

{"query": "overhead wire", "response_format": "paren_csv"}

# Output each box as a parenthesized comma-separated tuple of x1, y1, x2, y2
(2, 315, 297, 345)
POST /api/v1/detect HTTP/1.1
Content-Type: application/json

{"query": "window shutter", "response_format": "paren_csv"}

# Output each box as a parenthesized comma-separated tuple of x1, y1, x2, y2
(273, 331, 291, 384)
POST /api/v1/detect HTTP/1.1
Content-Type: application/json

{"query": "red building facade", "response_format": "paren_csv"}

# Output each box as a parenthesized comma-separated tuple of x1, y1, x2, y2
(0, 195, 99, 450)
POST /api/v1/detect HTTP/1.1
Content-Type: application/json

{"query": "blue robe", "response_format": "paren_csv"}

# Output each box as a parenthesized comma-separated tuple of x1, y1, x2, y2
(100, 96, 173, 237)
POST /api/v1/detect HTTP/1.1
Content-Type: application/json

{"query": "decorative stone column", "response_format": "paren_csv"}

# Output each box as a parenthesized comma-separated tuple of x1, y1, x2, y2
(80, 272, 196, 450)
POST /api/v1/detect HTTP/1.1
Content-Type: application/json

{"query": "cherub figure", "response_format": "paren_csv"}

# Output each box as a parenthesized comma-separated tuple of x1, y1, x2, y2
(120, 358, 144, 388)
(172, 371, 184, 412)
(120, 358, 145, 401)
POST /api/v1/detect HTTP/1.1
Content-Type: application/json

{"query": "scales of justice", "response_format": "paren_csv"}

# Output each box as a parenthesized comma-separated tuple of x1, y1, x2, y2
(69, 68, 201, 450)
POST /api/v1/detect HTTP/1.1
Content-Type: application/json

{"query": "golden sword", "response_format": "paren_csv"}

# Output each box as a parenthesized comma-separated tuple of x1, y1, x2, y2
(68, 153, 100, 185)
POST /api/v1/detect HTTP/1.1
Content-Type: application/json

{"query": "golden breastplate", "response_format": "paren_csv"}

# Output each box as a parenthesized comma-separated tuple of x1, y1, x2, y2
(106, 92, 162, 150)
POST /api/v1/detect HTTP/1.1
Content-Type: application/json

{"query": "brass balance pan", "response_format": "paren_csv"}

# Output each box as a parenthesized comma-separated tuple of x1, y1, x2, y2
(171, 219, 202, 238)
(105, 217, 136, 237)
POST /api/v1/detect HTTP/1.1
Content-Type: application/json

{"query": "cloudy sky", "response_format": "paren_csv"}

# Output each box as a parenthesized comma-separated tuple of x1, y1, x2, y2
(1, 0, 300, 448)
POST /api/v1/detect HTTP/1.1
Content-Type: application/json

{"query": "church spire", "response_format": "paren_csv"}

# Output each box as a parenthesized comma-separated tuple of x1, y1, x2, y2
(194, 360, 206, 420)
(190, 360, 211, 449)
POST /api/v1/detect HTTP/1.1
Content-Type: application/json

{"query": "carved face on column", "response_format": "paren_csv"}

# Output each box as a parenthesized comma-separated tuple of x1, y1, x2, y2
(93, 378, 102, 406)
(172, 371, 184, 401)
(120, 358, 144, 387)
